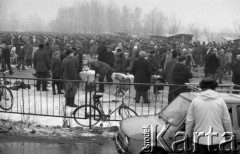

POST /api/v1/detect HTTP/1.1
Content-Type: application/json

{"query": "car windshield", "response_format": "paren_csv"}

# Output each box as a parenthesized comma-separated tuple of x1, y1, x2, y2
(158, 96, 191, 126)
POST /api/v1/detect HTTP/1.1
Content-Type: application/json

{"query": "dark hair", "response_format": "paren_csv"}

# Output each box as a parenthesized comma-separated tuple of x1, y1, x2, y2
(199, 77, 218, 90)
(39, 44, 44, 49)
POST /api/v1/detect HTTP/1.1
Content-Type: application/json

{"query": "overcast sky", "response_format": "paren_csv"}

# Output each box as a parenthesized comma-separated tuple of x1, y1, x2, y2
(7, 0, 240, 33)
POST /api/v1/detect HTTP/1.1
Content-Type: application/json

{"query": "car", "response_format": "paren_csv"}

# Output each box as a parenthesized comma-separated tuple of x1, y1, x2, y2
(115, 92, 240, 154)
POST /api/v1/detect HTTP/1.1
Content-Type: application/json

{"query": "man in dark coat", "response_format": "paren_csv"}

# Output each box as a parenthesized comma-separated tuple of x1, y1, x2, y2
(87, 60, 113, 92)
(168, 55, 193, 103)
(106, 46, 115, 69)
(97, 41, 107, 63)
(204, 48, 220, 78)
(34, 43, 51, 91)
(62, 49, 78, 107)
(51, 51, 64, 95)
(131, 51, 152, 103)
(164, 50, 178, 83)
(147, 50, 159, 94)
(0, 40, 13, 74)
(232, 55, 240, 94)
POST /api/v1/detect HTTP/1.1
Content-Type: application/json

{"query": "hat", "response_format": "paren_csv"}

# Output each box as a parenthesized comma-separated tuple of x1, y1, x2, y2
(177, 55, 186, 62)
(53, 51, 60, 56)
(139, 51, 146, 58)
(66, 49, 73, 56)
(150, 50, 155, 54)
(199, 77, 218, 90)
(172, 50, 178, 58)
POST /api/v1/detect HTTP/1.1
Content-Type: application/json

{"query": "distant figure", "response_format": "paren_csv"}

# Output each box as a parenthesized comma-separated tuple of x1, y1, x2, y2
(87, 60, 113, 93)
(34, 43, 51, 91)
(62, 49, 78, 107)
(232, 55, 240, 94)
(131, 51, 152, 104)
(168, 55, 193, 103)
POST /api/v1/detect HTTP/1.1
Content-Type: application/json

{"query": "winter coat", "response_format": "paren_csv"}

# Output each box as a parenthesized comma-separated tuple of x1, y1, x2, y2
(88, 60, 113, 77)
(97, 44, 107, 63)
(170, 63, 193, 95)
(164, 58, 177, 83)
(171, 63, 193, 84)
(115, 53, 126, 73)
(147, 55, 158, 74)
(51, 56, 62, 78)
(25, 44, 33, 59)
(232, 59, 240, 85)
(186, 89, 232, 145)
(204, 53, 220, 74)
(34, 48, 50, 73)
(131, 58, 152, 92)
(106, 51, 115, 69)
(1, 46, 11, 63)
(218, 54, 227, 69)
(62, 56, 78, 80)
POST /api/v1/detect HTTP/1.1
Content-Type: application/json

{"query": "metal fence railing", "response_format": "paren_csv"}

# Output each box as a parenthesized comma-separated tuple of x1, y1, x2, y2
(0, 76, 239, 127)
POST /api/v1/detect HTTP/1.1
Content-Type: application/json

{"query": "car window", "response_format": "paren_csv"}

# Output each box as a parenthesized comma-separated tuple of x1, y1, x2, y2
(228, 106, 233, 126)
(236, 106, 240, 128)
(159, 96, 190, 126)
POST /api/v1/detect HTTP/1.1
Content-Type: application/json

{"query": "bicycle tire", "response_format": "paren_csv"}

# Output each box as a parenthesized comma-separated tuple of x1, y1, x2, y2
(0, 86, 13, 110)
(118, 106, 138, 119)
(73, 105, 101, 127)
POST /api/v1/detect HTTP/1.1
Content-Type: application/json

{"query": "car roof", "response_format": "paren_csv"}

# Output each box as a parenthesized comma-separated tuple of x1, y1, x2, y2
(180, 92, 240, 104)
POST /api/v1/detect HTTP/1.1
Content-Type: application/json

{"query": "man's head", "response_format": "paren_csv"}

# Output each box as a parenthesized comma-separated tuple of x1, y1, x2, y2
(237, 55, 240, 61)
(139, 51, 146, 58)
(66, 49, 73, 57)
(199, 77, 218, 90)
(177, 55, 186, 65)
(39, 43, 44, 49)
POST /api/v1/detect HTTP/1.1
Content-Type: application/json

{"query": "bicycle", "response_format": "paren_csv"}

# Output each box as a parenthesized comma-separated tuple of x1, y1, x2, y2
(0, 70, 14, 110)
(73, 89, 138, 127)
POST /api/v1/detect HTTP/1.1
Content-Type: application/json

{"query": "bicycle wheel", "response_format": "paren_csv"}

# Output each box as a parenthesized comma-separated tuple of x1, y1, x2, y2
(119, 106, 138, 119)
(0, 86, 13, 110)
(73, 105, 101, 127)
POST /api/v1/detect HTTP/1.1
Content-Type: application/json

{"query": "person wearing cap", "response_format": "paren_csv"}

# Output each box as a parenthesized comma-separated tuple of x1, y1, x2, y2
(115, 48, 126, 73)
(164, 50, 178, 83)
(106, 46, 115, 70)
(148, 50, 159, 94)
(185, 78, 232, 154)
(33, 43, 51, 91)
(62, 49, 78, 107)
(204, 48, 220, 78)
(215, 48, 227, 84)
(0, 40, 13, 74)
(131, 51, 152, 104)
(24, 39, 34, 68)
(169, 55, 193, 103)
(51, 51, 64, 95)
(232, 55, 240, 94)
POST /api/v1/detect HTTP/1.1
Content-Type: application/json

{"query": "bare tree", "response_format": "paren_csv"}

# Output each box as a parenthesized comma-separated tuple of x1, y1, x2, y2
(234, 22, 240, 38)
(203, 24, 211, 42)
(132, 7, 142, 35)
(165, 14, 181, 35)
(188, 23, 202, 41)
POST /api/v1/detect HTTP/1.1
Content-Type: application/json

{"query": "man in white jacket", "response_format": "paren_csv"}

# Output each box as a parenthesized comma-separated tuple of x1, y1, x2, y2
(185, 77, 232, 154)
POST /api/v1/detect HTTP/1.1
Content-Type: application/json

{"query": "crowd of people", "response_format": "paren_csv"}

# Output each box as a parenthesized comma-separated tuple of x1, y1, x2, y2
(0, 32, 240, 105)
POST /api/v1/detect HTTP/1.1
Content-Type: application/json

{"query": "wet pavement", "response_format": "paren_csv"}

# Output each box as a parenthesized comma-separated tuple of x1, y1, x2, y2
(0, 141, 118, 154)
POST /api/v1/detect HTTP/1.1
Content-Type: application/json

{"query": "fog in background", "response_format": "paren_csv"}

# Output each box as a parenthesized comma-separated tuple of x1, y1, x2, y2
(1, 0, 240, 40)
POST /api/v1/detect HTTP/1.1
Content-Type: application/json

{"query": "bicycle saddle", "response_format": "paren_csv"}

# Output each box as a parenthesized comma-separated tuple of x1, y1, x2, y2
(93, 94, 103, 99)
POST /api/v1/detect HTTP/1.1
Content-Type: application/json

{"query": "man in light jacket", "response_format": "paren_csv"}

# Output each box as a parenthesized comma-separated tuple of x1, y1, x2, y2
(185, 77, 232, 154)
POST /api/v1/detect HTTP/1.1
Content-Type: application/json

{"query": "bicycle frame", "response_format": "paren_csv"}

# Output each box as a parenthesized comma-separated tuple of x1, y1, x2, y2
(93, 90, 130, 118)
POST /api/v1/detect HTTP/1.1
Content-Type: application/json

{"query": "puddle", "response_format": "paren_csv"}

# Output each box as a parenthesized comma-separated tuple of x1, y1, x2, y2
(0, 142, 117, 154)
